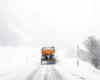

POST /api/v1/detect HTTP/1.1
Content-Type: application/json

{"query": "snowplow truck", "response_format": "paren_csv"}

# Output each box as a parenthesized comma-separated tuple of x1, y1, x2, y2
(41, 46, 56, 64)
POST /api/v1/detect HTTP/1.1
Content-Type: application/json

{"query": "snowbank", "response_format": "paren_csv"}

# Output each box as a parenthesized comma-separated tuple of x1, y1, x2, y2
(0, 47, 40, 76)
(55, 57, 100, 80)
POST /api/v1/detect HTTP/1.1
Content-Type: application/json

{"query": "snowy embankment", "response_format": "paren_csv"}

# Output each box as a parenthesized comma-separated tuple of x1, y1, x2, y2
(55, 57, 100, 80)
(0, 47, 40, 80)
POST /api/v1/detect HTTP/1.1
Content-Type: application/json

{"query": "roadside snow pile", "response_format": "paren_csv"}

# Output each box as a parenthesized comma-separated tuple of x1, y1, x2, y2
(55, 57, 100, 80)
(0, 47, 40, 77)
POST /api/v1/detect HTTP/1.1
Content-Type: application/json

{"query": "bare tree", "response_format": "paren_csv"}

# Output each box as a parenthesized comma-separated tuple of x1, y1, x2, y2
(84, 36, 100, 68)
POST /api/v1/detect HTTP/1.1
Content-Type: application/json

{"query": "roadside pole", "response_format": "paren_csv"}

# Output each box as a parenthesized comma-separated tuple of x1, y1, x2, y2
(77, 45, 79, 67)
(26, 53, 28, 63)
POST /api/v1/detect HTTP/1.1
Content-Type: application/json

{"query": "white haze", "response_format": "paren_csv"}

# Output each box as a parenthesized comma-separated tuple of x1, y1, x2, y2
(0, 0, 100, 49)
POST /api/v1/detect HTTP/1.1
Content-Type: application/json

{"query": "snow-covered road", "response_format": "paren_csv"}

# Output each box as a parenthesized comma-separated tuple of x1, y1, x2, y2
(0, 63, 88, 80)
(26, 65, 65, 80)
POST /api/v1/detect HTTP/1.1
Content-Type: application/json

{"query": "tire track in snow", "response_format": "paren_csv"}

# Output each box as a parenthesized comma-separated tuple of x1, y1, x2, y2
(26, 65, 48, 80)
(27, 65, 66, 80)
(43, 65, 65, 80)
(51, 67, 66, 80)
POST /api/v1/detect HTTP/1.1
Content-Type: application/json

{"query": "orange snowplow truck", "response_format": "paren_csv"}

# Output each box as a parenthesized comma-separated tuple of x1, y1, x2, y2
(41, 46, 56, 64)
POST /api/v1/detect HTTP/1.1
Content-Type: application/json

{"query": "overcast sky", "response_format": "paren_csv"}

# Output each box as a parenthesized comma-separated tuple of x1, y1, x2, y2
(0, 0, 100, 49)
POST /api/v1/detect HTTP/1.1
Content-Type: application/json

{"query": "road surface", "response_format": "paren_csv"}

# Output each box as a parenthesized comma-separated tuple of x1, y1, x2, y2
(26, 64, 65, 80)
(25, 64, 86, 80)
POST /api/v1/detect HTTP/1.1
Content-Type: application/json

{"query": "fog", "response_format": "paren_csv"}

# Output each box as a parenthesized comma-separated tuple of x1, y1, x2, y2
(0, 0, 100, 49)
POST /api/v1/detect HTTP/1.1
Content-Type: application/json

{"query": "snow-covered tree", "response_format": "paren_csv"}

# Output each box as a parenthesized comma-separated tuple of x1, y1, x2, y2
(84, 36, 100, 68)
